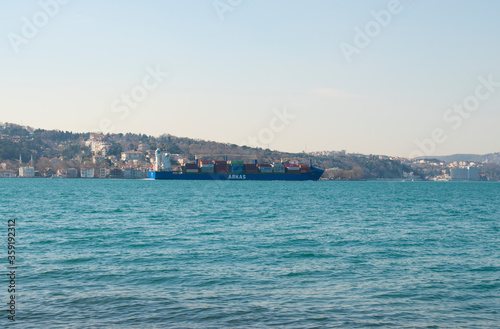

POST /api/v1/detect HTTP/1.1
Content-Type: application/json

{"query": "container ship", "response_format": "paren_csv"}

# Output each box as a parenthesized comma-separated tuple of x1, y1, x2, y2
(149, 149, 324, 181)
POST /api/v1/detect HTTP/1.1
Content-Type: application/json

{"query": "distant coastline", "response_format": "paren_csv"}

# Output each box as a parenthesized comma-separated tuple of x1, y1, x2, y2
(1, 122, 499, 181)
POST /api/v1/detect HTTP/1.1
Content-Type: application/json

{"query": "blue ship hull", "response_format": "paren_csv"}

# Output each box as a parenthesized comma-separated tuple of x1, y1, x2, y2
(149, 167, 324, 181)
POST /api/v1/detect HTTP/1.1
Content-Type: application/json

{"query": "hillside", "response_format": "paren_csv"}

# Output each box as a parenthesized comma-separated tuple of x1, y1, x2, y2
(0, 122, 418, 180)
(419, 153, 500, 165)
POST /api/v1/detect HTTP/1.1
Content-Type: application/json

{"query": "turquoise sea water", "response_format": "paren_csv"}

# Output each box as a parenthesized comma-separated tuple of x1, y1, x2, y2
(1, 179, 499, 328)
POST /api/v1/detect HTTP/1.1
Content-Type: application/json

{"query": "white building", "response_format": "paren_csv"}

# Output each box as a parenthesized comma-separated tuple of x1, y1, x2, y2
(19, 166, 35, 178)
(81, 169, 95, 178)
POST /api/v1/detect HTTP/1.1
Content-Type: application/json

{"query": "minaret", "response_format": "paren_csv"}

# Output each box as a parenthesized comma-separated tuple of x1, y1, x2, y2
(19, 154, 22, 165)
(30, 155, 33, 166)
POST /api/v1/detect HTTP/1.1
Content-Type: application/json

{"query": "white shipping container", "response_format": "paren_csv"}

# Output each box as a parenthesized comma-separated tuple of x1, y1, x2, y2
(186, 169, 199, 173)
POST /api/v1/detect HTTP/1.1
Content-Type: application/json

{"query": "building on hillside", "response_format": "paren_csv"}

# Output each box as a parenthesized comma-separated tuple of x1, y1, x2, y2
(90, 133, 104, 140)
(100, 167, 109, 178)
(123, 167, 134, 179)
(138, 143, 150, 152)
(0, 170, 16, 178)
(81, 169, 95, 178)
(93, 156, 106, 164)
(451, 166, 479, 181)
(121, 151, 143, 161)
(109, 168, 123, 179)
(57, 168, 78, 178)
(450, 167, 468, 181)
(19, 166, 35, 178)
(467, 166, 479, 181)
(107, 155, 118, 163)
(44, 168, 55, 178)
(67, 168, 78, 178)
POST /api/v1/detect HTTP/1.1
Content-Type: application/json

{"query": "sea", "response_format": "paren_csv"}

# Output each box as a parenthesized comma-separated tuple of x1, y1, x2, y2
(1, 179, 498, 328)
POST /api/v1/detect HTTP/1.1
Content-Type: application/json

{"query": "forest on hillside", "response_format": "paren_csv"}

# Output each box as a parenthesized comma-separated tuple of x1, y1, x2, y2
(2, 122, 485, 181)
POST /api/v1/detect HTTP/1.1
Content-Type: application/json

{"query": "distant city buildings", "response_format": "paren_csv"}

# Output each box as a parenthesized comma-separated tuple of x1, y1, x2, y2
(121, 151, 143, 161)
(0, 169, 16, 178)
(100, 168, 109, 179)
(80, 169, 95, 178)
(451, 166, 479, 181)
(86, 134, 111, 156)
(308, 150, 346, 157)
(93, 156, 106, 164)
(43, 168, 55, 178)
(138, 143, 150, 152)
(56, 168, 78, 178)
(19, 166, 35, 178)
(123, 167, 148, 179)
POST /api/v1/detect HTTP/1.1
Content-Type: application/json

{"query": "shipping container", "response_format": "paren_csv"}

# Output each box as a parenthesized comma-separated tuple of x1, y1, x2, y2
(185, 169, 199, 173)
(299, 164, 311, 173)
(201, 167, 214, 173)
(258, 163, 272, 167)
(185, 163, 198, 169)
(259, 167, 274, 173)
(231, 166, 244, 173)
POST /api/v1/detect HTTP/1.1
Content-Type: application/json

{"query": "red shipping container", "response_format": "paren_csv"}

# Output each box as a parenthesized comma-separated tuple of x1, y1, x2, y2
(258, 163, 272, 167)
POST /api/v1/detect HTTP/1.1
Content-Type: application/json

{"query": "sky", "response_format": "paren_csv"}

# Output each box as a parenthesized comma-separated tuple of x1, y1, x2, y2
(1, 0, 499, 157)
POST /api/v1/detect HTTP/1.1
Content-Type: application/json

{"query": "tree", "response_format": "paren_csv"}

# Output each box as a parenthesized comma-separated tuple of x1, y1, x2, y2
(108, 143, 123, 157)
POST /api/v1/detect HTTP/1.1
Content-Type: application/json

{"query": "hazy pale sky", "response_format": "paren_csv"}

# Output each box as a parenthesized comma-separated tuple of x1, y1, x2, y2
(1, 0, 499, 157)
